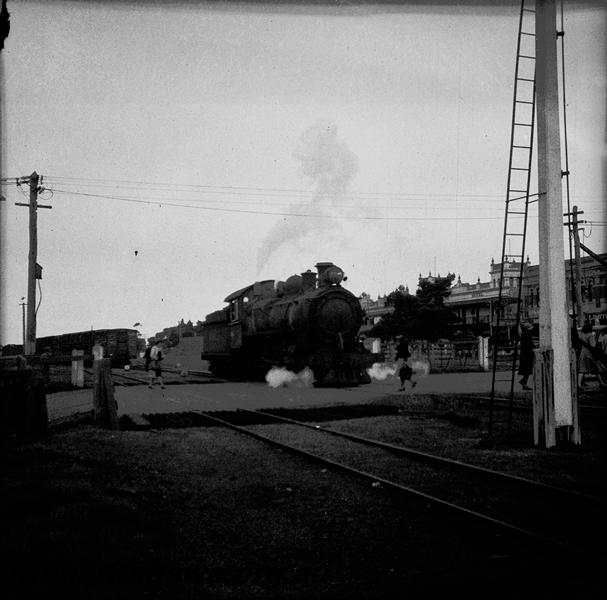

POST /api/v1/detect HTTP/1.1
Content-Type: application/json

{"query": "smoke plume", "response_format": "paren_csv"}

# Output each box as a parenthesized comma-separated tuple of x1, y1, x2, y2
(366, 362, 398, 380)
(256, 119, 359, 276)
(265, 366, 315, 388)
(367, 358, 431, 381)
(411, 359, 431, 377)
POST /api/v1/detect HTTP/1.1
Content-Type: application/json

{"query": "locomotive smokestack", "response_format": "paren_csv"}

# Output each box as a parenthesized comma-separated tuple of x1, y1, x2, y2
(301, 269, 316, 291)
(315, 262, 334, 284)
(316, 262, 344, 287)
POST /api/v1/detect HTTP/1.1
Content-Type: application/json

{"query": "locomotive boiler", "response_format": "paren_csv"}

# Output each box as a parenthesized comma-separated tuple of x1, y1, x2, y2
(200, 262, 374, 387)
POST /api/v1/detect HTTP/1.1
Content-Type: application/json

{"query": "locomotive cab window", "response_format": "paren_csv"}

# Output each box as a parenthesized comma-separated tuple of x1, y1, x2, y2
(229, 300, 240, 322)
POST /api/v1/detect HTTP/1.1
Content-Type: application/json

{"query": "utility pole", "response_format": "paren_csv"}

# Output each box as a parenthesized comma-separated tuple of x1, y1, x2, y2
(535, 0, 574, 435)
(25, 172, 38, 355)
(20, 297, 26, 349)
(15, 172, 51, 355)
(571, 205, 584, 324)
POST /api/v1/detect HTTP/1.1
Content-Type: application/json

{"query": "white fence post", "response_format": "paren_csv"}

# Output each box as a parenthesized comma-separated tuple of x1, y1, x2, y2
(478, 336, 489, 371)
(71, 349, 84, 387)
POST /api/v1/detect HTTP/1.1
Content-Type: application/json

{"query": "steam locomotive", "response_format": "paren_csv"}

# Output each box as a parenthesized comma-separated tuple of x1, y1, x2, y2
(200, 262, 375, 387)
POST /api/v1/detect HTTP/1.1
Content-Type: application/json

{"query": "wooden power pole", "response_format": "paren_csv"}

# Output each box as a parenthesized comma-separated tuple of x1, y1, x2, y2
(20, 297, 26, 349)
(535, 0, 576, 440)
(571, 205, 584, 323)
(25, 172, 38, 355)
(15, 172, 51, 355)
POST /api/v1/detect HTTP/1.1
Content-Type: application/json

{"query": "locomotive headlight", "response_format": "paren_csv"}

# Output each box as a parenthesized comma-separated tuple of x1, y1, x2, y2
(327, 266, 344, 285)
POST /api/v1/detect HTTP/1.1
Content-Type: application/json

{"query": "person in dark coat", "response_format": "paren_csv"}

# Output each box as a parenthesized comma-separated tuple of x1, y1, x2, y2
(395, 336, 416, 391)
(144, 341, 153, 374)
(518, 322, 534, 390)
(577, 322, 599, 388)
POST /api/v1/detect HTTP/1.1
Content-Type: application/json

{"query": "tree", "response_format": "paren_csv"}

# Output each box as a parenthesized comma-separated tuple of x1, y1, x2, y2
(182, 319, 195, 337)
(370, 275, 459, 341)
(369, 286, 420, 341)
(167, 330, 180, 347)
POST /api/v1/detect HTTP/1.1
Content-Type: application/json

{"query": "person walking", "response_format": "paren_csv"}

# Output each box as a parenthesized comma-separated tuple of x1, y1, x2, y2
(395, 336, 416, 391)
(147, 339, 165, 389)
(596, 328, 607, 386)
(518, 321, 534, 391)
(144, 341, 153, 385)
(578, 322, 598, 389)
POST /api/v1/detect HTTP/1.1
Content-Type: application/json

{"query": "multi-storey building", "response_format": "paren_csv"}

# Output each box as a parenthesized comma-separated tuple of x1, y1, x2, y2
(445, 258, 529, 336)
(445, 254, 607, 336)
(358, 292, 394, 336)
(521, 254, 607, 326)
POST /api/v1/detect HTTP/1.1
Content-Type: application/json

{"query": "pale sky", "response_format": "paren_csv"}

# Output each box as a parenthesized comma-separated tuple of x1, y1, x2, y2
(1, 0, 605, 344)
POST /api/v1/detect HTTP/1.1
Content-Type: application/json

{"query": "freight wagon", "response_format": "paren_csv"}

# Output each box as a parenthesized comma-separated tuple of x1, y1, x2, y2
(2, 328, 140, 368)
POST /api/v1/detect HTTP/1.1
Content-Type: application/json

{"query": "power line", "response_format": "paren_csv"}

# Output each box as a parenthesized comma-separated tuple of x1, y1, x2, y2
(4, 175, 604, 205)
(44, 174, 509, 199)
(24, 174, 607, 206)
(45, 186, 510, 211)
(47, 187, 516, 221)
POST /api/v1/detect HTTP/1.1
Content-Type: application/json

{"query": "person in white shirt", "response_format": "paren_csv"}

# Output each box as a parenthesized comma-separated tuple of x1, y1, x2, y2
(147, 340, 165, 389)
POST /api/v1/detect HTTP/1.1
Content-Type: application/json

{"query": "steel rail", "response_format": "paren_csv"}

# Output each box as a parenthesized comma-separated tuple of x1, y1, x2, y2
(465, 395, 607, 419)
(239, 408, 607, 506)
(111, 372, 149, 385)
(192, 408, 605, 564)
(82, 368, 149, 387)
(129, 364, 214, 377)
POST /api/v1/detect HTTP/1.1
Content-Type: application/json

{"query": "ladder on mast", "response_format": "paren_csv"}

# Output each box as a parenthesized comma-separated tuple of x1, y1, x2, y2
(489, 0, 537, 435)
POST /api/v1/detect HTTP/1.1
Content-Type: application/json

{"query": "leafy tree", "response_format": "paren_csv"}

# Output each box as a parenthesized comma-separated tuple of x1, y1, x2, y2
(167, 331, 180, 347)
(370, 275, 459, 341)
(369, 286, 420, 341)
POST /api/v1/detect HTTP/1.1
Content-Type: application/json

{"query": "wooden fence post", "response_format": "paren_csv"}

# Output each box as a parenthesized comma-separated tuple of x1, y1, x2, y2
(532, 347, 555, 448)
(93, 357, 119, 430)
(0, 367, 48, 438)
(71, 349, 84, 388)
(532, 347, 581, 448)
(569, 349, 581, 445)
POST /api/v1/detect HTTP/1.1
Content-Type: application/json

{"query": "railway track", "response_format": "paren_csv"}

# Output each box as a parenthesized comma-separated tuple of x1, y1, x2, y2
(82, 368, 222, 387)
(156, 399, 606, 564)
(465, 395, 607, 420)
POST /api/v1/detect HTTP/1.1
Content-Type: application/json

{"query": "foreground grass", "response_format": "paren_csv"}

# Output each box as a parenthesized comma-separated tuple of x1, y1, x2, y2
(3, 407, 605, 598)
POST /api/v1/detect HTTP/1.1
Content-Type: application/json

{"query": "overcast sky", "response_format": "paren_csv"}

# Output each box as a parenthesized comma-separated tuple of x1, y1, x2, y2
(1, 0, 605, 344)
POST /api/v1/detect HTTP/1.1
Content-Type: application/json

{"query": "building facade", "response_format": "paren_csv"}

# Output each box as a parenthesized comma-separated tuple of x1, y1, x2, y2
(445, 254, 607, 337)
(445, 258, 529, 337)
(521, 254, 607, 326)
(358, 292, 395, 336)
